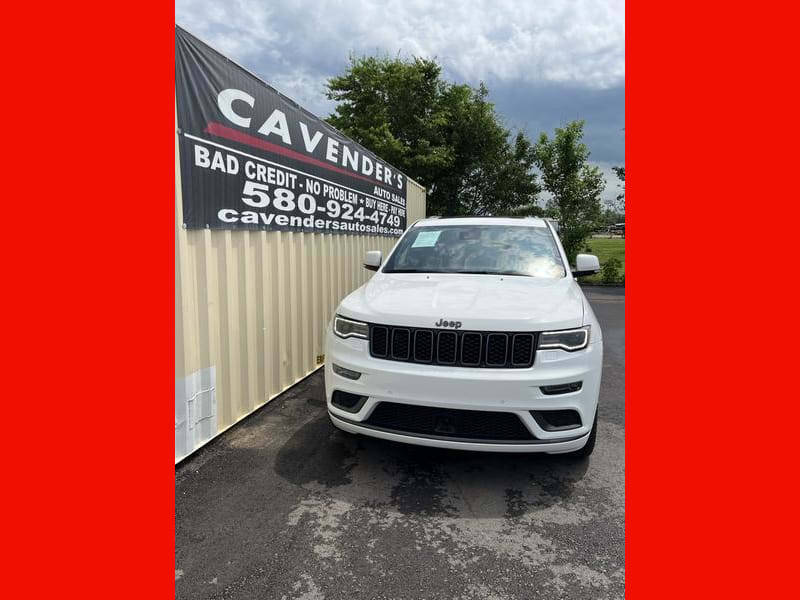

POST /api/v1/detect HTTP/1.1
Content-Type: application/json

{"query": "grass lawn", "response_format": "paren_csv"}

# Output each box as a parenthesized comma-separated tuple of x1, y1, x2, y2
(579, 237, 625, 284)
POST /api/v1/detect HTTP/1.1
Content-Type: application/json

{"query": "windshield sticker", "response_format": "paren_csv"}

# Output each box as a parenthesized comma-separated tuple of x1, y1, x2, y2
(412, 231, 442, 247)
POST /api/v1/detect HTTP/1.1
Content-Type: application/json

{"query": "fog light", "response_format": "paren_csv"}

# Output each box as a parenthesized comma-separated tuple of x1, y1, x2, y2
(530, 409, 582, 431)
(331, 390, 368, 412)
(332, 363, 361, 380)
(540, 381, 582, 395)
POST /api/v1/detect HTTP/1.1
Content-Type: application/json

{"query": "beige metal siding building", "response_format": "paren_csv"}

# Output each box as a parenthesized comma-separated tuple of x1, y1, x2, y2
(175, 124, 427, 462)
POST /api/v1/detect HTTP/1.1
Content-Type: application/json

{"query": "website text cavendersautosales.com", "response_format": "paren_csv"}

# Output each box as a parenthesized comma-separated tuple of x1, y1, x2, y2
(216, 209, 404, 236)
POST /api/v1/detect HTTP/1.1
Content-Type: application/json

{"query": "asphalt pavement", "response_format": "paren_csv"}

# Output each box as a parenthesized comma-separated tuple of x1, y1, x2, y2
(176, 286, 625, 599)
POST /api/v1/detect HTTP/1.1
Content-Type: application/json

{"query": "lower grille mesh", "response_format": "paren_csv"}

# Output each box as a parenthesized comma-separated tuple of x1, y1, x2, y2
(365, 402, 535, 441)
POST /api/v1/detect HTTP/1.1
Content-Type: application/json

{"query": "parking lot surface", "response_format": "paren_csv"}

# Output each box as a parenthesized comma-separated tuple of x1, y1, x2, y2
(176, 287, 625, 599)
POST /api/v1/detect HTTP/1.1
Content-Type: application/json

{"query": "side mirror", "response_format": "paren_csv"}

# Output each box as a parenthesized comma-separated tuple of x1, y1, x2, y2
(572, 253, 600, 277)
(364, 250, 382, 271)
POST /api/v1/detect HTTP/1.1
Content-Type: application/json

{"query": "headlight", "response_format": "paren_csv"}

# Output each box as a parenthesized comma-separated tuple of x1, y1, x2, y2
(539, 326, 590, 351)
(334, 315, 369, 339)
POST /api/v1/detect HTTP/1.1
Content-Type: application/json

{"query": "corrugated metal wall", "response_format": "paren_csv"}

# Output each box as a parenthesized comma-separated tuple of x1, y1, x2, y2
(175, 116, 427, 462)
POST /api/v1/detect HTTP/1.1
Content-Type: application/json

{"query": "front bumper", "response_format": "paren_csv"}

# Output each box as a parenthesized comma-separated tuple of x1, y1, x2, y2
(324, 323, 603, 453)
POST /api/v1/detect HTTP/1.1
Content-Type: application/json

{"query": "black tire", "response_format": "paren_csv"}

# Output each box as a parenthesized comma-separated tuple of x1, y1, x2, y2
(566, 409, 597, 458)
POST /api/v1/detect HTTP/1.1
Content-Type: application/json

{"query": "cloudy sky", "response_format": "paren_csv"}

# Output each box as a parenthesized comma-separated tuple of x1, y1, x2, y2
(176, 0, 625, 204)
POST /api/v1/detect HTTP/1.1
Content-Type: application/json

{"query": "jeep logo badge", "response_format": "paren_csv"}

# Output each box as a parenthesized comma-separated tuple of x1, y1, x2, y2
(435, 318, 462, 329)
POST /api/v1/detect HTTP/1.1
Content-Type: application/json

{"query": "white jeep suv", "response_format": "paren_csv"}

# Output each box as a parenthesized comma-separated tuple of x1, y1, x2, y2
(324, 217, 603, 457)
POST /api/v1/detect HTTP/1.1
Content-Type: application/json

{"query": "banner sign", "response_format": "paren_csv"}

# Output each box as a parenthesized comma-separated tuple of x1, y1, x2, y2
(175, 26, 407, 235)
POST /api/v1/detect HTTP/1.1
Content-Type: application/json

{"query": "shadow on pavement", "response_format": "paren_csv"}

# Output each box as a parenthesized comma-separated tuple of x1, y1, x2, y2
(273, 397, 591, 519)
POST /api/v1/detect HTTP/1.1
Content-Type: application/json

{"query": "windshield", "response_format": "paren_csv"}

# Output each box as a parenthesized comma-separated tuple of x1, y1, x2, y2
(382, 224, 566, 278)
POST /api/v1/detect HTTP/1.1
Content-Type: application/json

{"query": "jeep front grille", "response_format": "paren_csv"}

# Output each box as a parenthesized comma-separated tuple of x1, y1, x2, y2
(368, 324, 537, 368)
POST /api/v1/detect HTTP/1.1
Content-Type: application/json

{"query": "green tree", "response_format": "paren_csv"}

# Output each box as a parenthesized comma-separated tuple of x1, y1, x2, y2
(326, 55, 540, 216)
(599, 207, 625, 228)
(533, 120, 605, 263)
(612, 165, 625, 213)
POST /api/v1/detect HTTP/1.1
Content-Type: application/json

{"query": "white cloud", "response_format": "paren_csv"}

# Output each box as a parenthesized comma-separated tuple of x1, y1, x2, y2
(176, 0, 624, 91)
(175, 0, 625, 168)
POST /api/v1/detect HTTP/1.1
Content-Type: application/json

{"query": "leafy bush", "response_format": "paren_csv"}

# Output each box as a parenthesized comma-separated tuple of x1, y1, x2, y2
(601, 257, 623, 284)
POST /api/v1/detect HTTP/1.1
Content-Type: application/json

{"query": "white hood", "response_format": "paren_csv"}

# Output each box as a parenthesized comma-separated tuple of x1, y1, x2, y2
(338, 272, 584, 331)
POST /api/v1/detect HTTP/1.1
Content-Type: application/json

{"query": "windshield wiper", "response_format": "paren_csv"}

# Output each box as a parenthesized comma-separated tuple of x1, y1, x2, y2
(453, 270, 533, 277)
(384, 269, 534, 276)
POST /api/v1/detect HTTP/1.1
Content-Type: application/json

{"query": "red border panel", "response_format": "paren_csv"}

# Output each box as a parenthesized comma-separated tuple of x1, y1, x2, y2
(629, 2, 800, 598)
(1, 3, 174, 598)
